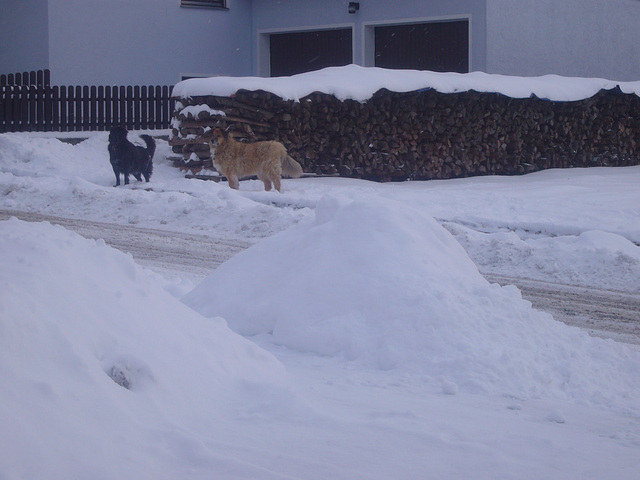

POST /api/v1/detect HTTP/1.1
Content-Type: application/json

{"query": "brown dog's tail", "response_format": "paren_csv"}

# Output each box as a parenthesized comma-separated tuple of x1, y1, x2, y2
(282, 154, 303, 178)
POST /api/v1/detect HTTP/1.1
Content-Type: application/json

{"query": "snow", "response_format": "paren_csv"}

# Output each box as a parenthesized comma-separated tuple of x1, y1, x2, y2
(183, 195, 640, 409)
(178, 104, 226, 119)
(0, 218, 288, 479)
(2, 109, 640, 476)
(171, 64, 640, 102)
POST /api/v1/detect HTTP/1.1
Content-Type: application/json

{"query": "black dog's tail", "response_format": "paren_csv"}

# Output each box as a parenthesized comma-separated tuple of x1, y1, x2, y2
(140, 134, 156, 179)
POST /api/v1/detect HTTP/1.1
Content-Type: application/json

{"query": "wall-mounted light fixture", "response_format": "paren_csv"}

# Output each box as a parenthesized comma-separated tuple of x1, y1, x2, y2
(348, 2, 360, 14)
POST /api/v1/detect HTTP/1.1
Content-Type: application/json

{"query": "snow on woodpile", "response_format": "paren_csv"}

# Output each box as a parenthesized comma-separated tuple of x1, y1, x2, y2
(171, 64, 640, 102)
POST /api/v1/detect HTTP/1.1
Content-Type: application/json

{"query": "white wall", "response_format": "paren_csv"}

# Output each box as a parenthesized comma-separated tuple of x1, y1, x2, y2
(45, 0, 253, 86)
(6, 0, 640, 85)
(0, 0, 49, 75)
(487, 0, 640, 81)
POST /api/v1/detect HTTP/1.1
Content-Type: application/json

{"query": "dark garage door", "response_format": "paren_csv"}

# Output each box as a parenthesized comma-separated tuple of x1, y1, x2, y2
(270, 28, 353, 77)
(375, 20, 469, 73)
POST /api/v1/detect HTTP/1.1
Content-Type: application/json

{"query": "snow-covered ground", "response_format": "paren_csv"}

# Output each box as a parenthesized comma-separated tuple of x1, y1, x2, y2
(2, 63, 640, 478)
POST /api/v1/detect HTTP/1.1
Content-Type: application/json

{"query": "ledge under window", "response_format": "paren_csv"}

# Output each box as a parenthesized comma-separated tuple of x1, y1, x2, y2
(181, 0, 227, 9)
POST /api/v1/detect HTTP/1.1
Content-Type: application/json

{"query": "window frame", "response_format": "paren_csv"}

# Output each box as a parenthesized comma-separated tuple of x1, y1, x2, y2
(180, 0, 227, 10)
(257, 24, 356, 77)
(363, 15, 472, 72)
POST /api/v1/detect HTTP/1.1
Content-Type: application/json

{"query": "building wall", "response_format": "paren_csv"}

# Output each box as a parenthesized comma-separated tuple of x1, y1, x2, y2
(250, 0, 487, 76)
(2, 0, 254, 85)
(486, 0, 640, 81)
(46, 0, 254, 85)
(0, 0, 49, 75)
(4, 0, 640, 86)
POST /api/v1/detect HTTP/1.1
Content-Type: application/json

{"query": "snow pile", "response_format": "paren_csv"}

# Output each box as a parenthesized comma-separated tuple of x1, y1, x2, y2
(449, 225, 640, 292)
(172, 64, 640, 102)
(0, 218, 289, 479)
(184, 197, 640, 411)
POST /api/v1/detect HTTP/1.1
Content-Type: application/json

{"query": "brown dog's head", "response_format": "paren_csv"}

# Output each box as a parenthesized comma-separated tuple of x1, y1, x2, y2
(211, 128, 227, 143)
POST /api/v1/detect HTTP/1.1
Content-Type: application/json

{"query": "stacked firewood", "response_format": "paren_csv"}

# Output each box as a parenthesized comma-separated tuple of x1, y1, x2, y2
(169, 86, 640, 181)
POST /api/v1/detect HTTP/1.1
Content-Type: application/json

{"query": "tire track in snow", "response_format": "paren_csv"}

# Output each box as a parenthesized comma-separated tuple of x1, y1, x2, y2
(0, 209, 253, 280)
(486, 274, 640, 345)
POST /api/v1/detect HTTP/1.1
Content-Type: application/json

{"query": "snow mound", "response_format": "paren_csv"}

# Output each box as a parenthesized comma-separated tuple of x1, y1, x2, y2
(184, 197, 640, 411)
(450, 225, 640, 292)
(0, 218, 288, 479)
(172, 64, 640, 102)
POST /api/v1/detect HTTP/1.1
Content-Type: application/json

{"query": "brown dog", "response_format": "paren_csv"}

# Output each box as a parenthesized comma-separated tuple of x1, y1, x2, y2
(208, 128, 303, 192)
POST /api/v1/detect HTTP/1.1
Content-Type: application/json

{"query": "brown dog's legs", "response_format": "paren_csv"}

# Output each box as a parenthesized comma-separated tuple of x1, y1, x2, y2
(272, 176, 281, 193)
(258, 172, 273, 191)
(227, 174, 240, 190)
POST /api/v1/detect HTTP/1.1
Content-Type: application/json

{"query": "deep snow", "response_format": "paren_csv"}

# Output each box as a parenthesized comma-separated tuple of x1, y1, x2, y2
(2, 66, 640, 479)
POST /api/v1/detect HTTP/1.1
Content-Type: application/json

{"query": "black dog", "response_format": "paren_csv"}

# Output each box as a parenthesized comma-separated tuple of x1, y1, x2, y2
(108, 126, 155, 186)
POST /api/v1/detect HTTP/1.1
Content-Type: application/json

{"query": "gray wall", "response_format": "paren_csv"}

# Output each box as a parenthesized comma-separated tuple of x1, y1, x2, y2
(251, 0, 487, 76)
(0, 0, 49, 75)
(45, 0, 253, 85)
(4, 0, 640, 86)
(2, 0, 254, 85)
(486, 0, 640, 81)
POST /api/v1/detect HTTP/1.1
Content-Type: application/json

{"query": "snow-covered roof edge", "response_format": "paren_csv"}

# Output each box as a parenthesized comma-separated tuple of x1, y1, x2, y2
(171, 64, 640, 103)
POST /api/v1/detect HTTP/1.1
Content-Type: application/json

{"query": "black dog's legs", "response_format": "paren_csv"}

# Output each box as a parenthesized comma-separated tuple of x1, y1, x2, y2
(113, 166, 121, 187)
(133, 173, 143, 182)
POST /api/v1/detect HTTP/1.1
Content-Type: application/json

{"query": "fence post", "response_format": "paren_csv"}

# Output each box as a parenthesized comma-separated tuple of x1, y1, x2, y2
(59, 86, 67, 132)
(45, 84, 54, 132)
(65, 86, 72, 132)
(98, 86, 105, 131)
(162, 85, 170, 130)
(28, 85, 36, 132)
(74, 86, 82, 131)
(154, 86, 162, 129)
(37, 79, 45, 131)
(90, 85, 97, 130)
(119, 86, 127, 128)
(0, 85, 8, 133)
(148, 86, 156, 130)
(0, 84, 7, 132)
(140, 85, 149, 130)
(111, 86, 119, 128)
(8, 86, 17, 132)
(132, 85, 140, 130)
(125, 86, 133, 130)
(81, 86, 89, 131)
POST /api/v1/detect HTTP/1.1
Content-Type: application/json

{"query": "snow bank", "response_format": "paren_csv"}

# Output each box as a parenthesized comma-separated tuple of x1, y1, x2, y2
(184, 197, 640, 412)
(171, 64, 640, 102)
(0, 218, 288, 479)
(0, 132, 308, 240)
(449, 224, 640, 292)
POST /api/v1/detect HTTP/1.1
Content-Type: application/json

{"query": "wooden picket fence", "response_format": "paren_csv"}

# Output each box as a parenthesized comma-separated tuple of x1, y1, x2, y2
(0, 69, 175, 133)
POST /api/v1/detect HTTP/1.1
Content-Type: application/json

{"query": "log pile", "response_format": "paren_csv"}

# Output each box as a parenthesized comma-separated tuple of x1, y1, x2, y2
(169, 86, 640, 181)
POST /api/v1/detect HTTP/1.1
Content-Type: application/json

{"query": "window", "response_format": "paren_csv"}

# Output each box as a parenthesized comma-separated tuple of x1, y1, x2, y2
(269, 28, 353, 77)
(374, 20, 469, 73)
(180, 0, 227, 9)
